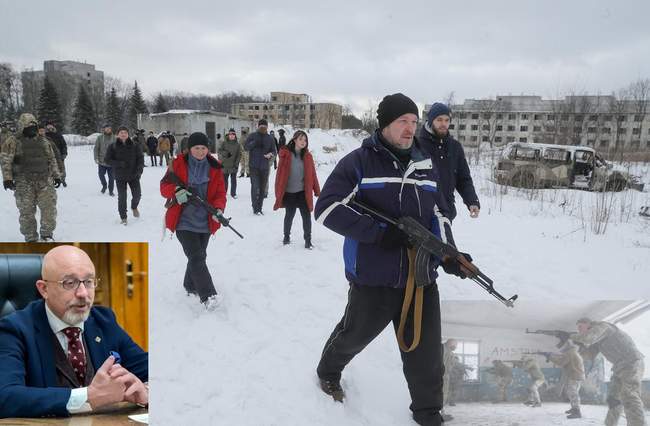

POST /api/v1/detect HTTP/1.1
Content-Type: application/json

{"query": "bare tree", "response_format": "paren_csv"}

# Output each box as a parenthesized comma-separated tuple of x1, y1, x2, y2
(361, 101, 378, 134)
(0, 63, 22, 121)
(626, 78, 650, 153)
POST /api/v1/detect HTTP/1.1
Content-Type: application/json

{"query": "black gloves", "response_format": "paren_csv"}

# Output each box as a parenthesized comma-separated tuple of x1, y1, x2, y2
(3, 180, 15, 191)
(379, 224, 411, 249)
(53, 178, 62, 188)
(442, 252, 473, 279)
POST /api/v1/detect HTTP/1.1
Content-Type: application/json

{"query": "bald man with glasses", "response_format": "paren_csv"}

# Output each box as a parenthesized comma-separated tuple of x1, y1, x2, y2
(0, 245, 148, 418)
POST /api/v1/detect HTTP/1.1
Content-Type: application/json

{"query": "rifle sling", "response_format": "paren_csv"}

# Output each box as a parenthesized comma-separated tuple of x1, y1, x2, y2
(397, 248, 424, 353)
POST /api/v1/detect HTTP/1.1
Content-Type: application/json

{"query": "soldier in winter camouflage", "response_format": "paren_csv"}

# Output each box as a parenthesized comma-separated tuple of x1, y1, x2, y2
(486, 360, 513, 403)
(549, 340, 585, 419)
(0, 113, 62, 241)
(522, 356, 545, 407)
(442, 339, 457, 418)
(571, 318, 647, 426)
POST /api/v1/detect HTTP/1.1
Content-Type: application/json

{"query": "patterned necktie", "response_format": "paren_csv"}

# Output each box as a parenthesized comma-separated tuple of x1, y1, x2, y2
(62, 327, 86, 385)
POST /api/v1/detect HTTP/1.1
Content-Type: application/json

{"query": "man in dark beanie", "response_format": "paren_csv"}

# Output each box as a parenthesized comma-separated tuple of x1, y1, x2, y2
(314, 93, 469, 426)
(419, 102, 480, 221)
(104, 126, 144, 225)
(244, 118, 276, 215)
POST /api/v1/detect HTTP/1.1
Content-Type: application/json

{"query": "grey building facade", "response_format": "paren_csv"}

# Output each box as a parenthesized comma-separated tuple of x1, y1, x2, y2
(232, 91, 343, 130)
(424, 95, 650, 152)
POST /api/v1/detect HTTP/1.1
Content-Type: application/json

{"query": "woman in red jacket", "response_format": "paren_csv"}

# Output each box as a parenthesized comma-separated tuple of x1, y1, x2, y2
(160, 132, 226, 311)
(273, 130, 321, 249)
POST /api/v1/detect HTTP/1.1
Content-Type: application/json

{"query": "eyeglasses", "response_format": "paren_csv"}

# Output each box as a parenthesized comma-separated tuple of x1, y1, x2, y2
(43, 278, 100, 291)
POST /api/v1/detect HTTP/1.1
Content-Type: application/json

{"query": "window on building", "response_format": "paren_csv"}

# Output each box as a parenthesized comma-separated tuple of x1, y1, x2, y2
(269, 106, 274, 110)
(459, 113, 467, 119)
(496, 125, 503, 131)
(507, 125, 515, 131)
(630, 140, 640, 150)
(263, 114, 267, 119)
(508, 113, 516, 120)
(471, 136, 478, 142)
(618, 128, 627, 134)
(507, 136, 515, 142)
(574, 127, 582, 133)
(482, 136, 489, 142)
(547, 114, 555, 120)
(285, 106, 290, 111)
(471, 113, 479, 119)
(587, 139, 595, 146)
(560, 127, 568, 133)
(602, 127, 611, 134)
(482, 125, 490, 131)
(520, 126, 528, 132)
(588, 127, 597, 133)
(310, 105, 316, 110)
(459, 124, 466, 130)
(248, 106, 253, 110)
(521, 114, 528, 120)
(459, 135, 466, 141)
(575, 115, 583, 122)
(547, 125, 556, 132)
(634, 115, 643, 122)
(272, 96, 277, 101)
(604, 115, 612, 121)
(632, 128, 641, 135)
(496, 113, 503, 119)
(255, 114, 259, 119)
(471, 125, 478, 131)
(495, 136, 502, 143)
(618, 115, 626, 122)
(533, 114, 541, 120)
(561, 114, 569, 121)
(533, 126, 541, 132)
(263, 105, 268, 110)
(599, 140, 609, 148)
(519, 137, 528, 142)
(254, 105, 259, 110)
(449, 124, 455, 130)
(482, 113, 491, 119)
(589, 115, 598, 121)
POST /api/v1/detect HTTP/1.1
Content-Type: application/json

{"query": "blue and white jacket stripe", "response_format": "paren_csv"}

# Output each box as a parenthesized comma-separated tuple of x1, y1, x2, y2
(315, 131, 455, 288)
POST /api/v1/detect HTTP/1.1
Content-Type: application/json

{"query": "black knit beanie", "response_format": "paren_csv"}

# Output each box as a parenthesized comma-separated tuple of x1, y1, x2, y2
(188, 132, 210, 149)
(377, 93, 419, 129)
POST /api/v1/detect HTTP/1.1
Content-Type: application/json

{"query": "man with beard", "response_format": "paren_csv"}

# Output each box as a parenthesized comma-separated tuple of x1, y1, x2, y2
(419, 103, 480, 221)
(315, 94, 464, 426)
(94, 124, 115, 196)
(0, 113, 62, 242)
(0, 245, 148, 418)
(244, 119, 276, 215)
(104, 126, 144, 225)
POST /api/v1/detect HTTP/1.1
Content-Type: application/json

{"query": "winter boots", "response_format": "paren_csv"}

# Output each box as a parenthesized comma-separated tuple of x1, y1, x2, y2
(132, 208, 140, 218)
(566, 407, 582, 419)
(319, 378, 344, 402)
(283, 235, 290, 245)
(305, 235, 313, 249)
(203, 294, 223, 312)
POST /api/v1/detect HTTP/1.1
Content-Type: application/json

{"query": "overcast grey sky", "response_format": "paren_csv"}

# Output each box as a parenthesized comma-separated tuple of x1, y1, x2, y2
(2, 0, 649, 116)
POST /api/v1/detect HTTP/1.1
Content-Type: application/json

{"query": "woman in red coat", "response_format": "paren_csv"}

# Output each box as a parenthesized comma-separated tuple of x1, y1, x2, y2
(160, 132, 226, 311)
(273, 130, 321, 248)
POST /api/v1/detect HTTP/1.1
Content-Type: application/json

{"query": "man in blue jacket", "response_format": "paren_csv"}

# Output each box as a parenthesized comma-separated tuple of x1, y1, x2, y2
(314, 93, 468, 426)
(244, 119, 277, 215)
(0, 245, 148, 418)
(419, 103, 480, 221)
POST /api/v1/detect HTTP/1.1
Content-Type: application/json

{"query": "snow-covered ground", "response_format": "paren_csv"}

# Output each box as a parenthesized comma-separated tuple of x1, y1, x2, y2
(0, 130, 648, 425)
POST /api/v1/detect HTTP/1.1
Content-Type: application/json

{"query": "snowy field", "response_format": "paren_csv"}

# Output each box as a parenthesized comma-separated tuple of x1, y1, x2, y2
(0, 130, 648, 425)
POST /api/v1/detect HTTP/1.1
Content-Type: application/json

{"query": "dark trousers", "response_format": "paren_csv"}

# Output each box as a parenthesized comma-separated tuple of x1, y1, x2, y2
(249, 167, 269, 213)
(98, 165, 114, 193)
(116, 178, 142, 219)
(283, 191, 311, 240)
(317, 283, 443, 424)
(176, 230, 217, 302)
(223, 172, 237, 196)
(148, 152, 158, 166)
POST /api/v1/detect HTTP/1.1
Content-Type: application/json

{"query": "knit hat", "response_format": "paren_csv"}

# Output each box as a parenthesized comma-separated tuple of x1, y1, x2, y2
(258, 118, 268, 126)
(117, 125, 129, 133)
(426, 102, 452, 126)
(228, 128, 236, 133)
(187, 132, 210, 149)
(377, 93, 419, 129)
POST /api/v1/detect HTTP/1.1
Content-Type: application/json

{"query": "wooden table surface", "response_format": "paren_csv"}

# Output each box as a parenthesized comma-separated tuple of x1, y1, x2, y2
(0, 404, 147, 425)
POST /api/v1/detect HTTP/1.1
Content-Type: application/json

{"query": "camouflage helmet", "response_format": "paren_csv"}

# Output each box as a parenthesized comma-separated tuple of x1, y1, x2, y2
(17, 113, 38, 133)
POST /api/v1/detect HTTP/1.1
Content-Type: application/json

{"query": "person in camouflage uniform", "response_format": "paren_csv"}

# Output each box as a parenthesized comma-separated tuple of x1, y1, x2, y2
(521, 356, 545, 407)
(549, 340, 585, 419)
(448, 355, 473, 406)
(238, 129, 249, 177)
(94, 124, 115, 195)
(217, 128, 242, 198)
(440, 339, 457, 421)
(0, 113, 62, 241)
(571, 318, 647, 426)
(486, 360, 513, 403)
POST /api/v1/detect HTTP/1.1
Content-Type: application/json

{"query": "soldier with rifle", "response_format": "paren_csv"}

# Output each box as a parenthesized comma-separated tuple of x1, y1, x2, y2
(485, 360, 513, 403)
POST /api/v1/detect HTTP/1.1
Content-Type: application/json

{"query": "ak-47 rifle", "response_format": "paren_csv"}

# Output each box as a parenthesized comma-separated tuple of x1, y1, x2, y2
(165, 171, 244, 239)
(351, 199, 518, 307)
(531, 351, 553, 362)
(525, 329, 573, 349)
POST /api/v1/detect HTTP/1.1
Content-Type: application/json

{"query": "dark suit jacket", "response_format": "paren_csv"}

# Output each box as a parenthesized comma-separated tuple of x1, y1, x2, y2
(0, 299, 148, 418)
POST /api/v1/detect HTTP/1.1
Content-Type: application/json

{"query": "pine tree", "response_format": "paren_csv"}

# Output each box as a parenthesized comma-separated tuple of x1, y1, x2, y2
(127, 81, 148, 130)
(71, 83, 96, 135)
(153, 93, 168, 113)
(37, 76, 64, 130)
(105, 87, 123, 130)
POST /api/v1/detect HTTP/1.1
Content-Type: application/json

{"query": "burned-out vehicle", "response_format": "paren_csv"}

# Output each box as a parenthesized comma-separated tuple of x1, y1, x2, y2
(494, 142, 644, 191)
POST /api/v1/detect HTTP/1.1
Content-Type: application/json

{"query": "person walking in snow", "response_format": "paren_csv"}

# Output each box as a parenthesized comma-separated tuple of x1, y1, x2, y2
(158, 132, 172, 166)
(94, 124, 115, 195)
(104, 126, 144, 225)
(217, 128, 241, 199)
(146, 131, 159, 166)
(160, 132, 226, 311)
(314, 94, 466, 426)
(244, 119, 276, 215)
(273, 130, 320, 248)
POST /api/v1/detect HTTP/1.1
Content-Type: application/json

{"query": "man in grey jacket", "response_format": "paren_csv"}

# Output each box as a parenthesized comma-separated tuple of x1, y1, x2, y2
(93, 124, 115, 196)
(244, 119, 276, 214)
